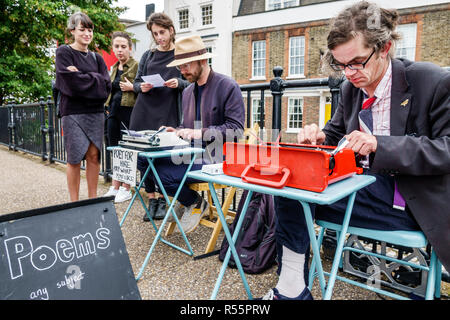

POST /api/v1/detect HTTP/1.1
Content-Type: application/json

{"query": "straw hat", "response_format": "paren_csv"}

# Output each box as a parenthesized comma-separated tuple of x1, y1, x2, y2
(167, 34, 215, 67)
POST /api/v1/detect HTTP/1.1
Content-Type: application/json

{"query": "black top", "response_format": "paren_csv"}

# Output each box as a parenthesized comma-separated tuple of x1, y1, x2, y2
(109, 69, 123, 118)
(55, 45, 111, 116)
(129, 49, 182, 131)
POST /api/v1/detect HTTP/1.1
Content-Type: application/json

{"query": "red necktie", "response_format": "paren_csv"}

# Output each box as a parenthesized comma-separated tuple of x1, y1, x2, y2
(362, 96, 376, 110)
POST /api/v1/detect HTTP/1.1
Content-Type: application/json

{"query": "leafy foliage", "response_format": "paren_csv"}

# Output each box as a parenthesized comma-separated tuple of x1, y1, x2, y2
(0, 0, 126, 104)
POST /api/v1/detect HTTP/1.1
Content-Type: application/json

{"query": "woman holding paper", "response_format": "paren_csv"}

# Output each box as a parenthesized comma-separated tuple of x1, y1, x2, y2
(129, 12, 189, 221)
(55, 12, 111, 202)
(103, 32, 138, 203)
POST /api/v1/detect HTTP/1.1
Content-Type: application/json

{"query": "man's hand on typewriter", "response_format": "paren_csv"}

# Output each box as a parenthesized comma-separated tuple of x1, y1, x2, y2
(298, 124, 326, 145)
(176, 128, 202, 140)
(345, 130, 377, 156)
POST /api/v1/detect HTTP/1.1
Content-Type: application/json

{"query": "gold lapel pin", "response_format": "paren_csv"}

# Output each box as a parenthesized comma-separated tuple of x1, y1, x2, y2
(400, 99, 409, 107)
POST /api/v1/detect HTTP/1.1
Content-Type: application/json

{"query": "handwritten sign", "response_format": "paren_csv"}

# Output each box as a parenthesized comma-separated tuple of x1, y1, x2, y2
(0, 198, 141, 300)
(112, 148, 138, 185)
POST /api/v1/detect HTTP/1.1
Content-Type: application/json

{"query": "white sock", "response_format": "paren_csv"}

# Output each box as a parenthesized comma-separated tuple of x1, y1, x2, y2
(275, 245, 306, 298)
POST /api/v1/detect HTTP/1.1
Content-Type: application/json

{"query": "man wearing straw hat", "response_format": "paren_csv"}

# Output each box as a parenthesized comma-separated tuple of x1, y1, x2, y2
(155, 34, 245, 234)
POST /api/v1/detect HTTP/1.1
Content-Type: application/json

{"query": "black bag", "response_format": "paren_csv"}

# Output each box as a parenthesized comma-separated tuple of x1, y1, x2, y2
(219, 189, 277, 274)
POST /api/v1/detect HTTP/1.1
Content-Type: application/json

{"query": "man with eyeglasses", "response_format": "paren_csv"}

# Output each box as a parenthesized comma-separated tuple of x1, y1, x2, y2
(262, 1, 449, 300)
(152, 34, 245, 234)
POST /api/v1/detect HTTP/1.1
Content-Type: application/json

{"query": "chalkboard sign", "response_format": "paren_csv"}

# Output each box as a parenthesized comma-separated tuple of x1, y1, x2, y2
(0, 198, 141, 300)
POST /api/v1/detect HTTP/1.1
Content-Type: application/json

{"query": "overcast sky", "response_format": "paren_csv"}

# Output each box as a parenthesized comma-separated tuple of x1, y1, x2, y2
(115, 0, 165, 22)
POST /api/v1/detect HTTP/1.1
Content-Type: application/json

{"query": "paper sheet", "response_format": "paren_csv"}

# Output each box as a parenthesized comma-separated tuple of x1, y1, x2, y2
(141, 74, 165, 87)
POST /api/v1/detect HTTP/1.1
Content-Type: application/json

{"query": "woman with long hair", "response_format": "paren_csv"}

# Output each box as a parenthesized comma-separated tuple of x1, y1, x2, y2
(130, 12, 189, 221)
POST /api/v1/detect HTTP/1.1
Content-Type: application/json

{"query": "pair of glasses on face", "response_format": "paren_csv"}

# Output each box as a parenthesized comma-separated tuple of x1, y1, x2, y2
(330, 49, 376, 71)
(175, 62, 192, 71)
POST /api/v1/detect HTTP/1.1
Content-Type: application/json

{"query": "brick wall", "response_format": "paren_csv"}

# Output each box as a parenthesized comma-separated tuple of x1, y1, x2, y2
(233, 4, 449, 134)
(421, 10, 450, 66)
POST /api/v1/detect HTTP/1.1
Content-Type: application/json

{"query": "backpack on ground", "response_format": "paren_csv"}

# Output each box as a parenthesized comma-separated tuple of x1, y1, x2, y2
(218, 189, 277, 274)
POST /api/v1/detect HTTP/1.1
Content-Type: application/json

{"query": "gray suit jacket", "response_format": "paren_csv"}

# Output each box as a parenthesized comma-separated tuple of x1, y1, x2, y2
(323, 58, 450, 271)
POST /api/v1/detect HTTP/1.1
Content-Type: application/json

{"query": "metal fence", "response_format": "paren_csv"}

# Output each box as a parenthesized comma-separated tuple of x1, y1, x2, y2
(0, 67, 343, 183)
(0, 97, 109, 178)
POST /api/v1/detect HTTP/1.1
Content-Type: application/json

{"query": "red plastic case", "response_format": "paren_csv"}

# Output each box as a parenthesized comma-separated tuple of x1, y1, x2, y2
(223, 142, 363, 192)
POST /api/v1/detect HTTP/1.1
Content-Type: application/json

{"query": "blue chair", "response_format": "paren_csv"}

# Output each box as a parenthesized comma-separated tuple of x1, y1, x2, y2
(309, 220, 442, 300)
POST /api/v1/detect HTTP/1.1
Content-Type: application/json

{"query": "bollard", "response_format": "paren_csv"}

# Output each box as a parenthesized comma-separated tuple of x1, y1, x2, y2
(270, 66, 285, 142)
(39, 97, 47, 161)
(46, 96, 55, 163)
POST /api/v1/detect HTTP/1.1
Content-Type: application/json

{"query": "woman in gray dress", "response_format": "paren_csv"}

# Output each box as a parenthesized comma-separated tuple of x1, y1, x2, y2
(55, 12, 111, 201)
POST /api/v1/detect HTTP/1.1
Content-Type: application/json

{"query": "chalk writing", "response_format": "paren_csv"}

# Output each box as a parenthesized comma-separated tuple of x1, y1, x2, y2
(56, 265, 85, 290)
(30, 287, 49, 300)
(3, 227, 111, 280)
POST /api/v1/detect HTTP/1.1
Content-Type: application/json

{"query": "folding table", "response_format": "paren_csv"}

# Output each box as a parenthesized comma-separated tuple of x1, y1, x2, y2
(107, 147, 204, 281)
(186, 170, 376, 300)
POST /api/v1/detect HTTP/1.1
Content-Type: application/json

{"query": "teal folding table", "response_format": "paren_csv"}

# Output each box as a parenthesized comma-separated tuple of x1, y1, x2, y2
(107, 147, 204, 280)
(186, 170, 376, 300)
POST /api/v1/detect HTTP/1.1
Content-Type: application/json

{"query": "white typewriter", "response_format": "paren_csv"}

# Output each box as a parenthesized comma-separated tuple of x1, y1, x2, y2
(118, 129, 189, 151)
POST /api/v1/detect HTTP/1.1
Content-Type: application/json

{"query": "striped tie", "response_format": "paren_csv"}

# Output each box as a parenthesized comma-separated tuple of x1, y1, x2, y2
(358, 96, 406, 211)
(358, 96, 376, 134)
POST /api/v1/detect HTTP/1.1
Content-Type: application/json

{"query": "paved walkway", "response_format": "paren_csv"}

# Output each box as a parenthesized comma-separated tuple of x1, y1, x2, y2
(1, 146, 447, 300)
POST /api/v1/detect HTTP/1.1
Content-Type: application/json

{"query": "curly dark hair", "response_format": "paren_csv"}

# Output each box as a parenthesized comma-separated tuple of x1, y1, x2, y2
(146, 12, 176, 44)
(322, 1, 400, 75)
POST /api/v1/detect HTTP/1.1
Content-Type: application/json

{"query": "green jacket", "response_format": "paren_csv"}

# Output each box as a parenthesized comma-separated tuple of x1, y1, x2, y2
(105, 57, 138, 107)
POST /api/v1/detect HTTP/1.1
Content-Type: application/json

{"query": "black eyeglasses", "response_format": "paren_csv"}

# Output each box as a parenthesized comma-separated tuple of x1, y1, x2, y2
(330, 49, 376, 71)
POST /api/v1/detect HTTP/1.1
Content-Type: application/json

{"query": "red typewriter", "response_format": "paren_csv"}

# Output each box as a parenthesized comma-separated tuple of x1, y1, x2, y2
(223, 142, 363, 192)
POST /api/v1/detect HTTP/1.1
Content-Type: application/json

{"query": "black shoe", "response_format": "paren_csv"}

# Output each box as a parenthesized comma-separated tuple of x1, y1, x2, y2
(153, 197, 167, 220)
(143, 198, 158, 222)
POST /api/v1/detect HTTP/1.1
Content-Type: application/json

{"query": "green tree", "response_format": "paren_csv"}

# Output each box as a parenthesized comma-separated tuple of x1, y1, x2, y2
(0, 0, 127, 105)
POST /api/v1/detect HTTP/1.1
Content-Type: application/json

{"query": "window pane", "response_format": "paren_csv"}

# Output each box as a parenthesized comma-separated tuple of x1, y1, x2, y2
(288, 98, 303, 129)
(252, 41, 266, 77)
(201, 4, 212, 26)
(289, 36, 305, 76)
(395, 24, 417, 61)
(179, 9, 189, 29)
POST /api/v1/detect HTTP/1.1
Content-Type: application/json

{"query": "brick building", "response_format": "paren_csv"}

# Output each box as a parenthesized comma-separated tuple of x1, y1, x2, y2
(232, 0, 450, 142)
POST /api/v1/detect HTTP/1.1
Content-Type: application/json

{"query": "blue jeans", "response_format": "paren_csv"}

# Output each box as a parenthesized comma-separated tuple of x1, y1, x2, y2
(151, 157, 204, 207)
(137, 155, 156, 194)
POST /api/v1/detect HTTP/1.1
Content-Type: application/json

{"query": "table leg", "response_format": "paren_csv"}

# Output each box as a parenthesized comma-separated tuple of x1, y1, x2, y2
(300, 201, 327, 297)
(120, 165, 153, 227)
(323, 191, 357, 300)
(135, 154, 198, 281)
(209, 182, 253, 300)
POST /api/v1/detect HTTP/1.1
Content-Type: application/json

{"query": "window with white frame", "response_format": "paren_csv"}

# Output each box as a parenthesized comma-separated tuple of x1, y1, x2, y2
(395, 23, 417, 61)
(201, 4, 213, 26)
(206, 46, 213, 67)
(289, 36, 305, 77)
(267, 0, 299, 10)
(178, 9, 189, 30)
(252, 98, 263, 127)
(287, 97, 303, 130)
(252, 40, 266, 79)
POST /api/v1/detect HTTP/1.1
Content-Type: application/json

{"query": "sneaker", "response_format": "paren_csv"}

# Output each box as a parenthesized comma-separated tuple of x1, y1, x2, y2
(167, 202, 185, 223)
(143, 198, 158, 222)
(114, 186, 132, 203)
(261, 287, 313, 300)
(178, 197, 209, 234)
(153, 197, 167, 220)
(104, 186, 119, 197)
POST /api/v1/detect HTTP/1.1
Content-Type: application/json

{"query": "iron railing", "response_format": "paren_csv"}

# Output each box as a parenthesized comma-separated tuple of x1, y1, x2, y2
(0, 67, 343, 184)
(0, 96, 109, 178)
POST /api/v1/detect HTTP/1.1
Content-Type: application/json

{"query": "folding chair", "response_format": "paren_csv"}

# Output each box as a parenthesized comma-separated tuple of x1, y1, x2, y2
(165, 123, 260, 254)
(309, 220, 442, 300)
